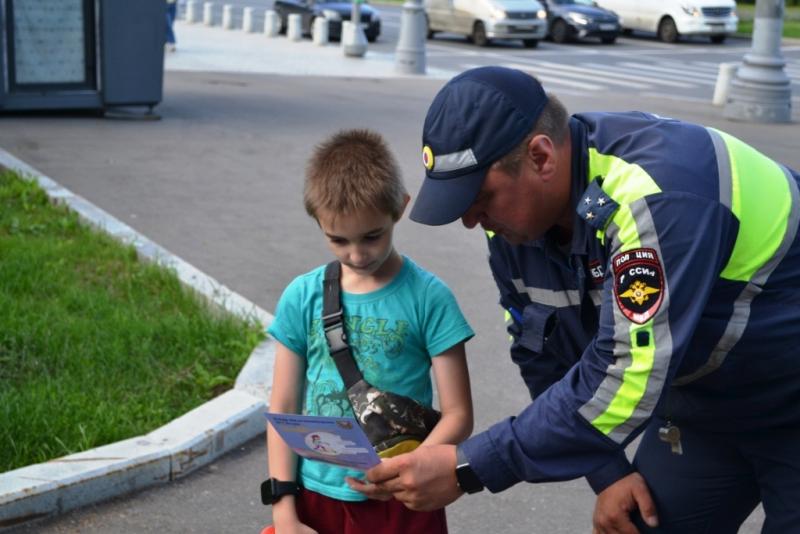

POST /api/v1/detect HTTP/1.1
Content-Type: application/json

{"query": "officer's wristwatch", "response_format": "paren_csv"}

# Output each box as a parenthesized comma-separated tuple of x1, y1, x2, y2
(260, 478, 300, 505)
(455, 445, 484, 494)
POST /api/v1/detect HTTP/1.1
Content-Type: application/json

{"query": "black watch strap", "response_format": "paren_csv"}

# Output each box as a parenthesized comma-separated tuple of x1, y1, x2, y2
(260, 478, 300, 505)
(455, 445, 484, 494)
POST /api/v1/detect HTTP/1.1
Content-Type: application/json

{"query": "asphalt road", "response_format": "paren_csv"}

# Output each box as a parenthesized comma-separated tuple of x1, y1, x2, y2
(5, 62, 796, 532)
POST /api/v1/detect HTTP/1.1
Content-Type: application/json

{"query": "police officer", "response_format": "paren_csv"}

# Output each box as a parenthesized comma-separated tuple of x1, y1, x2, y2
(350, 66, 800, 533)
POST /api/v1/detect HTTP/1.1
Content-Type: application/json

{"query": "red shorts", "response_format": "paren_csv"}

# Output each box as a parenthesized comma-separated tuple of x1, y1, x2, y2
(293, 487, 448, 534)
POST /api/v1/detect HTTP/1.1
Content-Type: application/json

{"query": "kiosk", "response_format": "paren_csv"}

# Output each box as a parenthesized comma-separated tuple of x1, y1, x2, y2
(0, 0, 164, 112)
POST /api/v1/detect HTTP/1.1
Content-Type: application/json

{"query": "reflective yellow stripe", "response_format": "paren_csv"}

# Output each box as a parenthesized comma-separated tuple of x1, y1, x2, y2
(588, 149, 662, 201)
(714, 129, 792, 282)
(591, 324, 654, 435)
(611, 203, 640, 251)
(588, 149, 661, 248)
(585, 150, 662, 437)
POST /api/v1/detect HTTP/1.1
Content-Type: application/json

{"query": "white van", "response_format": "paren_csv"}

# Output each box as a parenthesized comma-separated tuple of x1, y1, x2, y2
(425, 0, 548, 48)
(593, 0, 737, 43)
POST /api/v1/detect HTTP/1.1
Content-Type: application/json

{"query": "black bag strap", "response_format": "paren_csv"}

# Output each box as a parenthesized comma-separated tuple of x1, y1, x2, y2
(322, 261, 364, 389)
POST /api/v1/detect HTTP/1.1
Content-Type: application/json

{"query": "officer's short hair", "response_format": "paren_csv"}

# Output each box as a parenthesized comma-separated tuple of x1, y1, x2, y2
(304, 129, 408, 222)
(496, 94, 569, 177)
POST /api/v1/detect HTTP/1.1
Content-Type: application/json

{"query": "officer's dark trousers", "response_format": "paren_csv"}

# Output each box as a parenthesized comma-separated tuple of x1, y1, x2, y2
(632, 416, 800, 534)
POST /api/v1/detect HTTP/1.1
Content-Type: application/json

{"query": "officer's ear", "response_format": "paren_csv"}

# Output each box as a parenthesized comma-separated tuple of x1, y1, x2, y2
(526, 134, 557, 182)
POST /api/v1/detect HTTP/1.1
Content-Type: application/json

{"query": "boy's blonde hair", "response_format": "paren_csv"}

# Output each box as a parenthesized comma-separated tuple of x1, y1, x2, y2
(304, 129, 408, 221)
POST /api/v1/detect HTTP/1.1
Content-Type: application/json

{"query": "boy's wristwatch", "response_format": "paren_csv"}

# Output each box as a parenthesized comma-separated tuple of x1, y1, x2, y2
(455, 445, 484, 494)
(260, 478, 300, 505)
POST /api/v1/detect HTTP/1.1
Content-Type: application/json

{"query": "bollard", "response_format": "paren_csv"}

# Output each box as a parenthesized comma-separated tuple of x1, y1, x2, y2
(243, 7, 255, 32)
(712, 62, 739, 106)
(287, 14, 303, 41)
(186, 0, 200, 23)
(395, 0, 426, 74)
(341, 21, 367, 57)
(724, 0, 792, 123)
(313, 17, 329, 45)
(203, 1, 214, 26)
(222, 4, 234, 30)
(342, 0, 368, 58)
(265, 10, 280, 37)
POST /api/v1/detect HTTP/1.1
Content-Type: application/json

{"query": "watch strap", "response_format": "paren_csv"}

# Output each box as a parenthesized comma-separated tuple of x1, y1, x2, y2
(455, 445, 484, 494)
(261, 478, 300, 505)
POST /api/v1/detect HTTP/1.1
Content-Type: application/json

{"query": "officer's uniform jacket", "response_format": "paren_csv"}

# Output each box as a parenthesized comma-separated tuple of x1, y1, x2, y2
(461, 112, 800, 493)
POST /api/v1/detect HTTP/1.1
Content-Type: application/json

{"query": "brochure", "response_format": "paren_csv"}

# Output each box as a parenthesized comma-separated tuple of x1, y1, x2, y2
(265, 413, 381, 471)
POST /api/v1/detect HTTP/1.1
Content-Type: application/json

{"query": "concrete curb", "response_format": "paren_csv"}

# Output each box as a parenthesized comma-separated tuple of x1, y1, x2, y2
(0, 150, 276, 531)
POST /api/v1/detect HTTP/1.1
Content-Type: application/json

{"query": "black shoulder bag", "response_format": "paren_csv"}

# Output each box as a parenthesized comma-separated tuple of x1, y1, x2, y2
(322, 261, 441, 458)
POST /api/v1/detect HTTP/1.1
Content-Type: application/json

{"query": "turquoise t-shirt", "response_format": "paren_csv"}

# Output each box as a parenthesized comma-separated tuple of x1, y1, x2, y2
(267, 256, 474, 501)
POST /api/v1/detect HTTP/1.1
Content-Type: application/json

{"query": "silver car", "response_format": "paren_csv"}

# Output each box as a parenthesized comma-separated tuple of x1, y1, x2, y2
(425, 0, 548, 48)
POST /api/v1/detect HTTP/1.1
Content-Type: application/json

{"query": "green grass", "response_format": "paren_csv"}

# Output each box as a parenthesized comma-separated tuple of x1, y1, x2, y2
(736, 6, 800, 38)
(0, 170, 264, 473)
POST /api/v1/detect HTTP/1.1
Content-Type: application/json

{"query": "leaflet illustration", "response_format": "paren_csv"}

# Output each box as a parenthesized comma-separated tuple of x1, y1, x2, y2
(265, 413, 381, 471)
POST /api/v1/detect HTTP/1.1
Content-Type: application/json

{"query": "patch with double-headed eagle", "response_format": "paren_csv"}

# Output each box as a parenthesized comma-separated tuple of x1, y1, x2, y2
(612, 248, 664, 324)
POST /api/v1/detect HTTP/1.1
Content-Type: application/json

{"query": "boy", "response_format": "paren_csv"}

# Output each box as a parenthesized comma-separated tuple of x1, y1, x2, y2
(266, 129, 474, 533)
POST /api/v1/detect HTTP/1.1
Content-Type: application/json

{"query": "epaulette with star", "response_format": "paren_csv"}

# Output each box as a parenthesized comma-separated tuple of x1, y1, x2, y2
(576, 177, 619, 231)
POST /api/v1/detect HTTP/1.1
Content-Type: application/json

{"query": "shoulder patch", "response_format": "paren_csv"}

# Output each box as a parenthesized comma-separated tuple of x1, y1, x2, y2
(576, 179, 619, 231)
(612, 248, 664, 324)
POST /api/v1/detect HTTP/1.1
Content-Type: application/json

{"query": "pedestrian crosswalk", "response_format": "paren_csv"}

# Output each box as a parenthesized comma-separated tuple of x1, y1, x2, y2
(449, 49, 800, 101)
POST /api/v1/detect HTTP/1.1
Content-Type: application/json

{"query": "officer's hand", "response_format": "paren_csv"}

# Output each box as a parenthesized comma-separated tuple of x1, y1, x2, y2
(349, 444, 463, 511)
(344, 476, 393, 501)
(593, 472, 658, 534)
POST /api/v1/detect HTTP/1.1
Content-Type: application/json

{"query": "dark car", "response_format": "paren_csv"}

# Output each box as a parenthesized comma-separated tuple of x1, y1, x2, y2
(273, 0, 381, 42)
(540, 0, 620, 44)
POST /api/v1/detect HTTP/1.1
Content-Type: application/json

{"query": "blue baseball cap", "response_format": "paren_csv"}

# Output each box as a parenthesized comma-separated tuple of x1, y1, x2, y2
(410, 66, 548, 226)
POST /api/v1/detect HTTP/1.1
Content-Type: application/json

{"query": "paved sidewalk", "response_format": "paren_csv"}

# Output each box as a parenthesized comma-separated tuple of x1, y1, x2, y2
(165, 18, 458, 79)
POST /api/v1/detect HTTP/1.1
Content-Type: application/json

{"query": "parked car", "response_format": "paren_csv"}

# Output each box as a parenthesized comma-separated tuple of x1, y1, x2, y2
(425, 0, 548, 48)
(593, 0, 737, 43)
(273, 0, 381, 42)
(540, 0, 620, 44)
